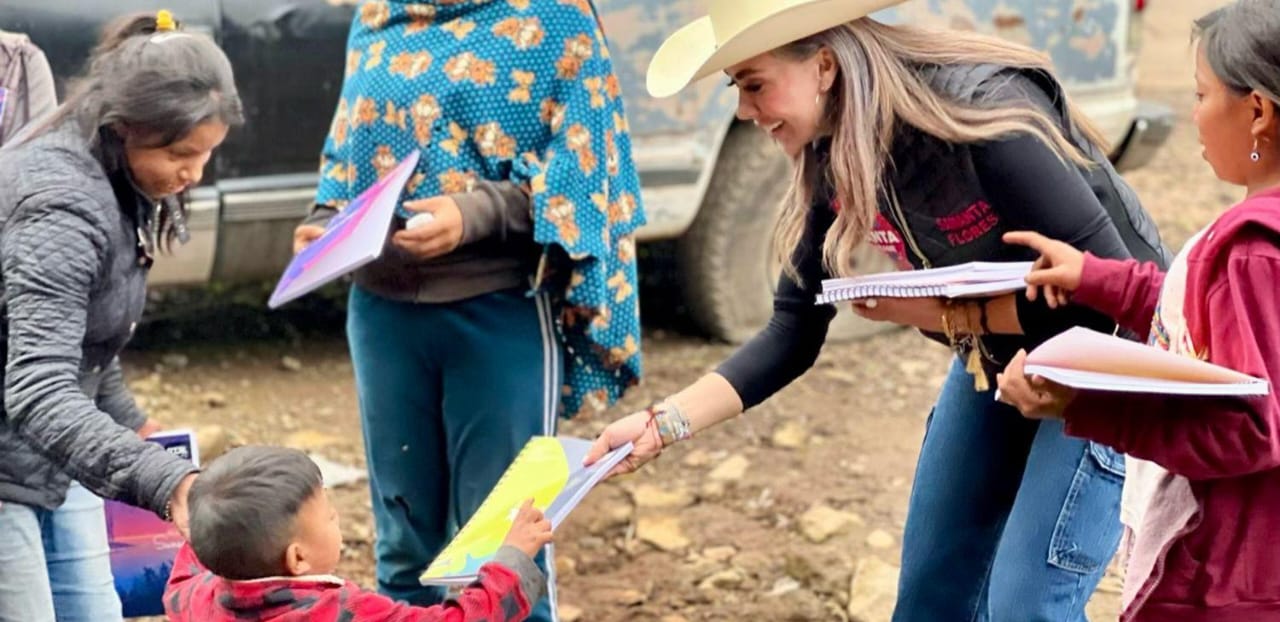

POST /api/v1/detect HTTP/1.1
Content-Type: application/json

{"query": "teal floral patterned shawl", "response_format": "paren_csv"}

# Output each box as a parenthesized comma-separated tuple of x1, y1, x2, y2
(315, 0, 646, 417)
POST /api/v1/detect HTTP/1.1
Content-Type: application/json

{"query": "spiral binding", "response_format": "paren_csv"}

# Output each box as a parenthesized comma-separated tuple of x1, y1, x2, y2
(816, 284, 945, 305)
(422, 440, 545, 580)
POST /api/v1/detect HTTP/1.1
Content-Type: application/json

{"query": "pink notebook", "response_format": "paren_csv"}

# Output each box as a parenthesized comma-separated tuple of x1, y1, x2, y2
(268, 150, 421, 308)
(1024, 327, 1269, 396)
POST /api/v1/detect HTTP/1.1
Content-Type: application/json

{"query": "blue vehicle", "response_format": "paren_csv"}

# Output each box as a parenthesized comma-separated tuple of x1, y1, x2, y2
(1, 0, 1171, 342)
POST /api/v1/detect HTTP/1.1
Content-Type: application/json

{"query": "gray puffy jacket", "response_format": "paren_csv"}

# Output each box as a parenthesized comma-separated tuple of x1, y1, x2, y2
(0, 120, 195, 514)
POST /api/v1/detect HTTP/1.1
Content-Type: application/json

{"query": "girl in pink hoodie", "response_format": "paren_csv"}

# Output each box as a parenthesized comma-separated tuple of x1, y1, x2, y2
(995, 1, 1280, 620)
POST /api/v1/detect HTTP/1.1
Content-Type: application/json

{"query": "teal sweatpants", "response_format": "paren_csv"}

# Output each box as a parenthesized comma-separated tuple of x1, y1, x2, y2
(347, 284, 562, 621)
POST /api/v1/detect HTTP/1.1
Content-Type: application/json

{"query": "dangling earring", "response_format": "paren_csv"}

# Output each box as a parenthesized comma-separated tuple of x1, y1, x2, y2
(1252, 138, 1262, 163)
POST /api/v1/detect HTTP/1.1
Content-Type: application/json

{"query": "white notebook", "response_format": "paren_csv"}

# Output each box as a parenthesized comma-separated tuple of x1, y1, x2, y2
(816, 261, 1033, 304)
(1024, 327, 1269, 396)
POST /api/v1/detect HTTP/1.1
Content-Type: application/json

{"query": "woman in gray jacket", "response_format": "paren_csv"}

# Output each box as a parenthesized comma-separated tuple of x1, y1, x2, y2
(0, 11, 241, 622)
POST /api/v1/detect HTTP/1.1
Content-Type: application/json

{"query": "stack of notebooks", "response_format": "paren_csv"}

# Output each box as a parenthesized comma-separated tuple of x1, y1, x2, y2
(814, 261, 1269, 397)
(816, 261, 1033, 304)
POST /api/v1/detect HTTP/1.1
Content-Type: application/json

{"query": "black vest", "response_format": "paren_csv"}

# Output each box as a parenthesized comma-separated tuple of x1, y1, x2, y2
(873, 63, 1169, 271)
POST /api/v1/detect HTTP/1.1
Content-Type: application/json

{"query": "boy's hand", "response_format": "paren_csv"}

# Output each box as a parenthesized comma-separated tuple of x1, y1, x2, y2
(1002, 231, 1085, 309)
(503, 499, 553, 558)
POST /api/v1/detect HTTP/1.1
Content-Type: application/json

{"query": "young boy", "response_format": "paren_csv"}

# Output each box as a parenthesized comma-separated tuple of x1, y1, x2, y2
(164, 446, 551, 621)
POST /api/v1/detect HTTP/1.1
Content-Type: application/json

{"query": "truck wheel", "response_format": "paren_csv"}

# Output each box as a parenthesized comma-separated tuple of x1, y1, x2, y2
(676, 124, 900, 344)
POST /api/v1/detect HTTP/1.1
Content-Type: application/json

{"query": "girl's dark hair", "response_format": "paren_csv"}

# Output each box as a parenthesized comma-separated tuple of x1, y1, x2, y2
(1195, 0, 1280, 109)
(41, 12, 244, 250)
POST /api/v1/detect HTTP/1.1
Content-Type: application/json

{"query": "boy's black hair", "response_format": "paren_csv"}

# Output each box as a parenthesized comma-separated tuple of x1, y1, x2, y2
(187, 446, 323, 580)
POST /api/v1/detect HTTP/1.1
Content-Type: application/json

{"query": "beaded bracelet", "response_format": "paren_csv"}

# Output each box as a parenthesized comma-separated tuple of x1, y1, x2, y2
(647, 401, 693, 447)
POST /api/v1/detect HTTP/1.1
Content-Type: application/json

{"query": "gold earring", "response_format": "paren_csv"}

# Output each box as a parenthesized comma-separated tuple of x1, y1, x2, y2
(1252, 138, 1262, 163)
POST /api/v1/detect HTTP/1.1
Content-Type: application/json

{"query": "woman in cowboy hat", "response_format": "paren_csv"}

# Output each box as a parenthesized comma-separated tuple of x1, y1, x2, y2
(586, 0, 1170, 620)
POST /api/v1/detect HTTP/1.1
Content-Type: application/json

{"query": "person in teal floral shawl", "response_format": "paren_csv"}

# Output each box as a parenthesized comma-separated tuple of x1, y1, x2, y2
(292, 1, 644, 618)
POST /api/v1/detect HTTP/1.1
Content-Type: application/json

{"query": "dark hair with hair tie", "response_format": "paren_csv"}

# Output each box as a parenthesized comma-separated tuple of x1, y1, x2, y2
(31, 11, 244, 251)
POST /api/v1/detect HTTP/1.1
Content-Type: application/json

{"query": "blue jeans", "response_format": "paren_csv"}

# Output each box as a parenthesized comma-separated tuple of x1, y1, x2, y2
(0, 483, 122, 622)
(894, 358, 1124, 622)
(347, 286, 562, 621)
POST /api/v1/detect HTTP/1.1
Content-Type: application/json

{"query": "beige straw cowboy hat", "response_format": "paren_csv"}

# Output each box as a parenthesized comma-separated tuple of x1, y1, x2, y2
(646, 0, 910, 98)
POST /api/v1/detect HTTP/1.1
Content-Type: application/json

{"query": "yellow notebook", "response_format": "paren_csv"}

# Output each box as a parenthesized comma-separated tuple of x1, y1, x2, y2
(420, 436, 632, 586)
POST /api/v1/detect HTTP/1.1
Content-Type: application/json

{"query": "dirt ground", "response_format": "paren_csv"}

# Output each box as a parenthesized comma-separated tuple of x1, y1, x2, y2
(124, 1, 1236, 620)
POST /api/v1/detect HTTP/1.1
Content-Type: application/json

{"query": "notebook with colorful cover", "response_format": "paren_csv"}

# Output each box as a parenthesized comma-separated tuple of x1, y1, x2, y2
(268, 149, 420, 308)
(816, 261, 1033, 304)
(420, 436, 634, 586)
(1024, 326, 1270, 396)
(104, 429, 199, 617)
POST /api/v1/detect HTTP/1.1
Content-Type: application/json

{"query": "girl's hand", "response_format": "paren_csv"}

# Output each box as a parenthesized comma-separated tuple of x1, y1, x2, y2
(392, 196, 464, 259)
(583, 410, 663, 478)
(292, 224, 326, 255)
(1002, 231, 1086, 309)
(996, 349, 1077, 420)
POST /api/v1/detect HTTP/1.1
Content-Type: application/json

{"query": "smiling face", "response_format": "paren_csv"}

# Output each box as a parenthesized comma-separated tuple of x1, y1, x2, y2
(726, 46, 837, 157)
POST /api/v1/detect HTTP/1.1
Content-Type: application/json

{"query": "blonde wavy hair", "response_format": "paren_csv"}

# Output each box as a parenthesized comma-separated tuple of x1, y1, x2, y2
(773, 19, 1107, 281)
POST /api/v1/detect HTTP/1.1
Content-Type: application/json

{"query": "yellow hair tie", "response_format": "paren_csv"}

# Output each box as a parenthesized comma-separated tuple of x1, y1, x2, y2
(155, 10, 177, 32)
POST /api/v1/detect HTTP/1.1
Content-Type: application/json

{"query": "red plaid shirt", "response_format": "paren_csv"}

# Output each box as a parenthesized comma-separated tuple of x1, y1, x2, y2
(163, 544, 530, 622)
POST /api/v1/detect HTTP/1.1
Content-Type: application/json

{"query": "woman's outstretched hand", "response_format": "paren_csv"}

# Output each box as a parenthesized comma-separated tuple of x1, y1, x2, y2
(583, 410, 664, 478)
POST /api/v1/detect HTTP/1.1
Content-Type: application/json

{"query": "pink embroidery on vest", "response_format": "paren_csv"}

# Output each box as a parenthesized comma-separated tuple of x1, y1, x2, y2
(868, 212, 912, 270)
(936, 200, 999, 247)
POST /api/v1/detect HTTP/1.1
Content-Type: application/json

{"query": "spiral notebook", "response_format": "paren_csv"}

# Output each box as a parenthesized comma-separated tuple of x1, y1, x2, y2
(1023, 327, 1270, 396)
(420, 436, 633, 586)
(816, 261, 1033, 304)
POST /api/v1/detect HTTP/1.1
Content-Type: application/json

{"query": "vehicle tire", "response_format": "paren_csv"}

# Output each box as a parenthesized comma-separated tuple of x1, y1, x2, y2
(676, 124, 900, 344)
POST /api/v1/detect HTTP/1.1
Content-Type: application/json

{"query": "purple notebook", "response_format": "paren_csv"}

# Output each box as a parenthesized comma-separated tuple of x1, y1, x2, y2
(104, 430, 199, 617)
(268, 150, 421, 308)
